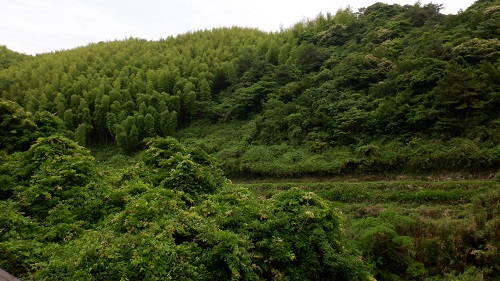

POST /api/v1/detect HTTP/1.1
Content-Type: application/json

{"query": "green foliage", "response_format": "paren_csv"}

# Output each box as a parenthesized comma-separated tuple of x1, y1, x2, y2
(141, 137, 227, 195)
(15, 186, 370, 280)
(453, 38, 500, 63)
(2, 2, 500, 279)
(0, 153, 17, 200)
(220, 81, 280, 121)
(32, 110, 68, 138)
(350, 210, 423, 279)
(1, 1, 499, 175)
(243, 179, 500, 280)
(195, 187, 370, 280)
(295, 43, 330, 73)
(0, 99, 37, 153)
(74, 122, 92, 146)
(470, 188, 500, 278)
(13, 136, 95, 219)
(199, 133, 499, 177)
(1, 144, 373, 280)
(0, 45, 27, 69)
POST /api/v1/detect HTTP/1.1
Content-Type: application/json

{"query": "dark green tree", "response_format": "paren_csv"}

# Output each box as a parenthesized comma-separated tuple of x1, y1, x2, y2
(144, 113, 156, 138)
(0, 99, 37, 153)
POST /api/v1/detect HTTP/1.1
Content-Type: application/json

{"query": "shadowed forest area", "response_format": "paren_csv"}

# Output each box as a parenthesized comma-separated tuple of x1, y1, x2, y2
(1, 0, 500, 280)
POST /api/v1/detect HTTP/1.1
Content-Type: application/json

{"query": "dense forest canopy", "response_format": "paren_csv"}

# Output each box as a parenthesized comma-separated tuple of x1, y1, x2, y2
(1, 1, 500, 280)
(2, 0, 500, 176)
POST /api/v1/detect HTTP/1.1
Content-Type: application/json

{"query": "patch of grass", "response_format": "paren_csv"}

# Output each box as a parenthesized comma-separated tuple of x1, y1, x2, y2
(241, 180, 498, 204)
(90, 145, 141, 169)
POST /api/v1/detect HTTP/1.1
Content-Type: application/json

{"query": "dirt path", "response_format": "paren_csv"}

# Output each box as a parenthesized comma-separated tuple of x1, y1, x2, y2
(0, 269, 19, 281)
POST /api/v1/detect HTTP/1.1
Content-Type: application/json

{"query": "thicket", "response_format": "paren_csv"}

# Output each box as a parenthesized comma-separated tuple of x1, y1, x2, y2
(0, 118, 369, 279)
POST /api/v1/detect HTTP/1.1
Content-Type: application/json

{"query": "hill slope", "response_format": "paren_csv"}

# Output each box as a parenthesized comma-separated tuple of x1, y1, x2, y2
(1, 0, 500, 176)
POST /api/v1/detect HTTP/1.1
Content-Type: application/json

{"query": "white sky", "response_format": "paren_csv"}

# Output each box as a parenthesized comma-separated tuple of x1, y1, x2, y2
(1, 0, 476, 55)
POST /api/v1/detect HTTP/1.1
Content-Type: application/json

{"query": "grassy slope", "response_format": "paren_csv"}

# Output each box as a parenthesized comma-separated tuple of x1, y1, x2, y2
(174, 121, 500, 180)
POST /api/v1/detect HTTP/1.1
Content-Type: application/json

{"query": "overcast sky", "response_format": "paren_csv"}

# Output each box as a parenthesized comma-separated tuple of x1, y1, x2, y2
(1, 0, 476, 55)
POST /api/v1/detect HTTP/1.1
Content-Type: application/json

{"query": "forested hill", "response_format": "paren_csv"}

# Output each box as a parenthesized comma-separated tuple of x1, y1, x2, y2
(2, 0, 500, 176)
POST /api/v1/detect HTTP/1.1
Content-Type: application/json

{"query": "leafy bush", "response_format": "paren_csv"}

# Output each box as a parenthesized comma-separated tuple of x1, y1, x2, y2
(196, 187, 371, 280)
(0, 99, 37, 153)
(23, 184, 371, 280)
(349, 210, 425, 280)
(13, 136, 96, 219)
(470, 188, 500, 278)
(141, 137, 227, 195)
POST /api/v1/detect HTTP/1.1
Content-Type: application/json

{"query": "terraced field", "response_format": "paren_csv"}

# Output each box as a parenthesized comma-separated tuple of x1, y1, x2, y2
(240, 179, 500, 279)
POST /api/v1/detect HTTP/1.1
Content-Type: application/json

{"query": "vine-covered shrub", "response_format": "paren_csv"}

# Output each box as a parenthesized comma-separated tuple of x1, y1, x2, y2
(0, 99, 37, 153)
(349, 210, 425, 280)
(0, 136, 96, 276)
(196, 187, 371, 280)
(26, 186, 371, 280)
(140, 137, 227, 195)
(13, 136, 96, 219)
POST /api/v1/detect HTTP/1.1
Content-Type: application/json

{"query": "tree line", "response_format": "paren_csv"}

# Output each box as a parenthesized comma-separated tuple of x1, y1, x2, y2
(1, 1, 500, 171)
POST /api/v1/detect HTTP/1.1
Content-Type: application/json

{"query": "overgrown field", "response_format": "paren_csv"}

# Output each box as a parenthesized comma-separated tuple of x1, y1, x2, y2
(177, 121, 500, 178)
(241, 179, 500, 280)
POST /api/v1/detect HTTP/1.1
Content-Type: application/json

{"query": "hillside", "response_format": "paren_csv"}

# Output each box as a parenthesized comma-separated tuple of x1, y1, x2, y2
(1, 0, 500, 177)
(1, 1, 500, 280)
